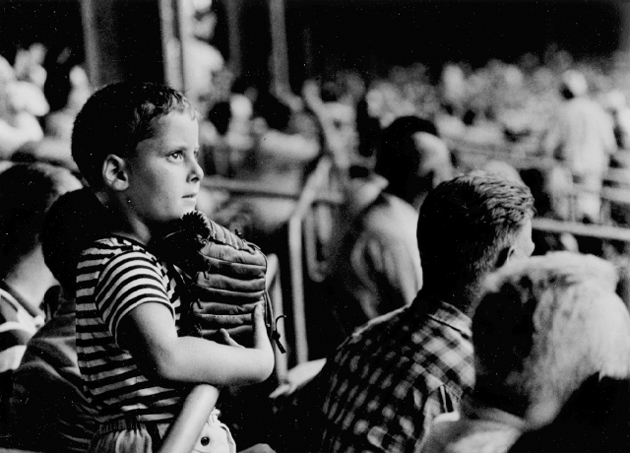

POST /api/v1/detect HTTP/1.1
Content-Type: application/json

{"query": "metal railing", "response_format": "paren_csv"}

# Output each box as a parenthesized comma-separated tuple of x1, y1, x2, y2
(287, 156, 340, 364)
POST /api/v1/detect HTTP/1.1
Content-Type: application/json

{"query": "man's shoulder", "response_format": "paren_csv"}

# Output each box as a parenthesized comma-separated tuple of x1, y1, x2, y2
(360, 194, 418, 230)
(346, 305, 410, 342)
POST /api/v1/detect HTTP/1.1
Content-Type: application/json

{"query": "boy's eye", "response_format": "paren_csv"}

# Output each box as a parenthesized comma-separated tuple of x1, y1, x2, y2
(170, 151, 184, 160)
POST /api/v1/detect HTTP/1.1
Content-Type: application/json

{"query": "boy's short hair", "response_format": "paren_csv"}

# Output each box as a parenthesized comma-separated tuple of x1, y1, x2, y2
(473, 252, 630, 420)
(417, 171, 534, 292)
(71, 81, 197, 188)
(0, 162, 82, 277)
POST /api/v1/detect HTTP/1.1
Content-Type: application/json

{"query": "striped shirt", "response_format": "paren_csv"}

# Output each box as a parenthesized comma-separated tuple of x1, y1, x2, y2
(76, 236, 186, 423)
(313, 295, 475, 453)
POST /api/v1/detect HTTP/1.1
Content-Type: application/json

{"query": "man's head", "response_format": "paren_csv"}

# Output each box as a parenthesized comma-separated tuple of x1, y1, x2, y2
(71, 81, 197, 189)
(377, 115, 450, 208)
(473, 252, 630, 427)
(0, 162, 82, 278)
(417, 171, 535, 303)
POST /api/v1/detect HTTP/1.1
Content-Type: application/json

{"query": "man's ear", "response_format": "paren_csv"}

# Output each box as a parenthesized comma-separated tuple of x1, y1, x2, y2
(102, 154, 129, 191)
(495, 246, 514, 269)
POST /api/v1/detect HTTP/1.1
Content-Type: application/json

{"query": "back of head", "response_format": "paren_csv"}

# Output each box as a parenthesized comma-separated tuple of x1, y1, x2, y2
(42, 187, 112, 292)
(0, 162, 82, 278)
(473, 252, 630, 426)
(417, 171, 534, 301)
(377, 116, 438, 174)
(71, 81, 196, 189)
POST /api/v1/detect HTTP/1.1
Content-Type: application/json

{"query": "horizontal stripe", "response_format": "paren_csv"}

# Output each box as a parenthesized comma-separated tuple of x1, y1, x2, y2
(76, 236, 183, 421)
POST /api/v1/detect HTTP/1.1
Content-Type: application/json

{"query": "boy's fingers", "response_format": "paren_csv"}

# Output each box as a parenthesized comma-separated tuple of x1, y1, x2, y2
(197, 302, 256, 316)
(196, 313, 251, 327)
(219, 329, 244, 348)
(201, 325, 251, 341)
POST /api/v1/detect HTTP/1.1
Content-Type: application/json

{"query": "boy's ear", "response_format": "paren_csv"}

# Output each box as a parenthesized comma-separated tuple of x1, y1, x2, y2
(102, 154, 129, 191)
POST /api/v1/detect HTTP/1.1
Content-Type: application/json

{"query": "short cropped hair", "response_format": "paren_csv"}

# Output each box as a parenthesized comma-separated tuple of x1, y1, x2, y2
(0, 163, 82, 277)
(473, 252, 630, 423)
(417, 171, 534, 296)
(71, 81, 196, 188)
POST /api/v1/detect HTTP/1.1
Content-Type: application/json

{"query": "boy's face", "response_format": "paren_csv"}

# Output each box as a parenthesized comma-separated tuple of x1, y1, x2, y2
(124, 111, 203, 227)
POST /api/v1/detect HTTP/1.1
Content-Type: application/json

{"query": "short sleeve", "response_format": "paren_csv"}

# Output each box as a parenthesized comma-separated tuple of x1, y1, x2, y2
(94, 250, 175, 342)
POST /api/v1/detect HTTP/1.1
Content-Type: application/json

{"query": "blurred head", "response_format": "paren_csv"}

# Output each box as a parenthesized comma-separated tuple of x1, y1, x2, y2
(377, 115, 447, 206)
(560, 70, 588, 100)
(42, 187, 111, 291)
(481, 160, 522, 184)
(0, 163, 82, 278)
(72, 81, 197, 189)
(417, 171, 535, 304)
(473, 252, 630, 427)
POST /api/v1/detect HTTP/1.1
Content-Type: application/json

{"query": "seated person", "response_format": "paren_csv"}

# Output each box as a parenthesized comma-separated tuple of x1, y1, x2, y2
(320, 165, 422, 350)
(0, 163, 81, 374)
(271, 171, 535, 453)
(420, 252, 630, 453)
(6, 188, 106, 453)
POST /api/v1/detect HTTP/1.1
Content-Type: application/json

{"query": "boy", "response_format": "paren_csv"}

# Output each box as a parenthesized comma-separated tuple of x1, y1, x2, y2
(69, 81, 274, 451)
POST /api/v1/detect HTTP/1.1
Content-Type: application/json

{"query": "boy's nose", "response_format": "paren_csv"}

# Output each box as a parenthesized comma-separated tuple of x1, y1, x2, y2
(189, 157, 204, 181)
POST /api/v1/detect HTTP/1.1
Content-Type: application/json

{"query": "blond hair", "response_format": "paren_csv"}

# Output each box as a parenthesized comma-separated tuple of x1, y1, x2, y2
(473, 252, 630, 426)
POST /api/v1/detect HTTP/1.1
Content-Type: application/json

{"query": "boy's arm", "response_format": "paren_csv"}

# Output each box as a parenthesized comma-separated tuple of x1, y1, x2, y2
(117, 302, 274, 386)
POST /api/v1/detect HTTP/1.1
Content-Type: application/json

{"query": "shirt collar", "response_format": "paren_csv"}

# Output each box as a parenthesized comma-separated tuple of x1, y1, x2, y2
(411, 292, 472, 339)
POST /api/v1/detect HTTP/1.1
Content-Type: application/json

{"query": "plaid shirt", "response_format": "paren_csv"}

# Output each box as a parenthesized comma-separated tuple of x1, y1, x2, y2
(315, 295, 474, 453)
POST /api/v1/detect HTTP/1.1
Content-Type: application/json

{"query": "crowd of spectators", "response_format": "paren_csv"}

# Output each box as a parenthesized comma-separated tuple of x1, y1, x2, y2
(3, 25, 630, 453)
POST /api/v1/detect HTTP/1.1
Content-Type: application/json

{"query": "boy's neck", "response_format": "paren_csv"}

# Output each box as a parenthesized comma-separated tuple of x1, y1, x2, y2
(97, 190, 153, 245)
(111, 218, 152, 245)
(96, 191, 181, 246)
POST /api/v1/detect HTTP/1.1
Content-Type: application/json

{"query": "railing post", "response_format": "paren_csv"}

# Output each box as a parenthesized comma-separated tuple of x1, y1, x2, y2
(158, 384, 219, 453)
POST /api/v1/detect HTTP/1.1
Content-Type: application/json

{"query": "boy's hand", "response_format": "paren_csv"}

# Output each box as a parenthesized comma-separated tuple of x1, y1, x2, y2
(194, 301, 256, 340)
(218, 328, 245, 348)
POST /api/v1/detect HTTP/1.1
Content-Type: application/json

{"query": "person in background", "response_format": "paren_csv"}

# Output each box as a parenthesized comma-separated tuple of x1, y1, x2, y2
(376, 115, 453, 211)
(272, 171, 535, 453)
(0, 55, 46, 159)
(319, 164, 423, 351)
(5, 187, 106, 453)
(0, 162, 82, 375)
(420, 252, 630, 453)
(543, 69, 617, 222)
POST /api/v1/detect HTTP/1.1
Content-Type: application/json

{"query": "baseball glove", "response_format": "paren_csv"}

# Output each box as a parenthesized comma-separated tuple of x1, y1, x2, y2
(152, 210, 284, 352)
